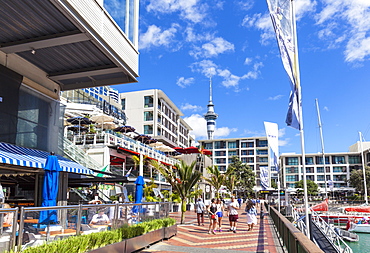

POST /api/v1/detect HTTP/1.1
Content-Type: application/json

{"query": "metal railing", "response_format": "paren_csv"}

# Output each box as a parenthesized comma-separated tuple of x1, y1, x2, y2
(0, 202, 171, 252)
(268, 204, 324, 253)
(0, 208, 18, 252)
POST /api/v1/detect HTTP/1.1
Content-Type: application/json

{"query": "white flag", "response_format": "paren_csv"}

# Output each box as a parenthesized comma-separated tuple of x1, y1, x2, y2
(266, 0, 301, 130)
(260, 166, 269, 189)
(264, 122, 279, 172)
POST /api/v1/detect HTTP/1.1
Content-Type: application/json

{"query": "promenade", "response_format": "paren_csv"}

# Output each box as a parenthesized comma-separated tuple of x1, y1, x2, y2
(141, 204, 285, 253)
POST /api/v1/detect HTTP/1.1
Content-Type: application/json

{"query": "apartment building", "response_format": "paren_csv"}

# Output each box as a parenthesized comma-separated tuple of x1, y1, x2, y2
(198, 137, 276, 191)
(120, 89, 193, 148)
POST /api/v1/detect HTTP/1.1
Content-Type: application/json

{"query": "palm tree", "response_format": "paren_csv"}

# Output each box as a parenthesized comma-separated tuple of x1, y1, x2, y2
(150, 160, 201, 224)
(203, 165, 225, 198)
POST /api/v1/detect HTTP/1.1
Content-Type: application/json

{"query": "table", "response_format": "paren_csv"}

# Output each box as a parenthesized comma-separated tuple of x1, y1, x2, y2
(22, 219, 39, 224)
(39, 229, 77, 236)
(2, 223, 11, 228)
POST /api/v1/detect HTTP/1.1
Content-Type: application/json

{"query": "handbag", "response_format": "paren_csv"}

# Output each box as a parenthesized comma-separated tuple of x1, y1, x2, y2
(211, 214, 216, 219)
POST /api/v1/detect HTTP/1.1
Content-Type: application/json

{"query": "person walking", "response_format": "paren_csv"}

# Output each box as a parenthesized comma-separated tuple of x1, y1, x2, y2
(227, 196, 240, 233)
(245, 200, 258, 231)
(216, 198, 224, 232)
(207, 198, 217, 234)
(195, 198, 206, 226)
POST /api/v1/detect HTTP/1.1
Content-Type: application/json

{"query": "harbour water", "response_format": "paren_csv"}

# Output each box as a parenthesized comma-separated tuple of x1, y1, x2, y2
(347, 233, 370, 252)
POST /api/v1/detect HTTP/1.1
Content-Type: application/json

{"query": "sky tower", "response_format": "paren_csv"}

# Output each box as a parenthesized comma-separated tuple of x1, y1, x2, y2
(204, 77, 218, 140)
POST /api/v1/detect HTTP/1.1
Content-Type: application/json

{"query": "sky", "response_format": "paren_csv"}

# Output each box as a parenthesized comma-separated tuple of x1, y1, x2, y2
(114, 0, 370, 156)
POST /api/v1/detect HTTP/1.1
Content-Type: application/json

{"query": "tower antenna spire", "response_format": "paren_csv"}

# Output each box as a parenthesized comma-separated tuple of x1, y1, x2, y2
(204, 76, 218, 140)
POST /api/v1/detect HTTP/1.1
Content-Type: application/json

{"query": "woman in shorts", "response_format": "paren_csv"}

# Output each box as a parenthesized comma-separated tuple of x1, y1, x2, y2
(216, 198, 224, 232)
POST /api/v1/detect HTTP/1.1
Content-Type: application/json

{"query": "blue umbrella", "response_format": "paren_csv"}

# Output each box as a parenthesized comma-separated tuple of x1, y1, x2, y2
(132, 175, 145, 213)
(39, 154, 61, 224)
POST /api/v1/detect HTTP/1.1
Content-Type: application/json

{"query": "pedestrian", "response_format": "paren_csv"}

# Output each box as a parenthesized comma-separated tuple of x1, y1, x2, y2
(216, 198, 224, 232)
(227, 196, 239, 233)
(207, 198, 217, 234)
(195, 198, 206, 226)
(245, 200, 258, 231)
(237, 197, 242, 207)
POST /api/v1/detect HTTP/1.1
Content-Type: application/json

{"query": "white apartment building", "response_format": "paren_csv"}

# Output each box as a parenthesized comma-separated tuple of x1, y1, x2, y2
(198, 137, 276, 191)
(120, 89, 193, 148)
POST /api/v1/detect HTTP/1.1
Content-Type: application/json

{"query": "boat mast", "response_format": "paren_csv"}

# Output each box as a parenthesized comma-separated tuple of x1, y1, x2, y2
(359, 132, 368, 205)
(315, 99, 328, 199)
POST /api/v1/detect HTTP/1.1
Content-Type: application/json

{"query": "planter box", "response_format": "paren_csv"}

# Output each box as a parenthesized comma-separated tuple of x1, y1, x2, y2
(88, 240, 126, 253)
(164, 224, 177, 239)
(125, 228, 163, 253)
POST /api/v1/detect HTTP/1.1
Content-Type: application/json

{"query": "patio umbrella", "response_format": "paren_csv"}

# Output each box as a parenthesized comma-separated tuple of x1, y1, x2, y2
(96, 122, 117, 130)
(67, 125, 88, 132)
(132, 175, 145, 213)
(90, 114, 114, 124)
(67, 117, 92, 135)
(39, 154, 61, 224)
(114, 125, 136, 133)
(134, 134, 151, 143)
(144, 138, 157, 145)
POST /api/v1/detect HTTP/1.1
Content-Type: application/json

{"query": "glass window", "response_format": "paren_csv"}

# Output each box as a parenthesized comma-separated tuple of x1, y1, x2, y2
(333, 167, 344, 173)
(316, 156, 330, 165)
(286, 167, 298, 173)
(144, 125, 153, 134)
(257, 140, 268, 147)
(214, 141, 226, 149)
(143, 111, 153, 121)
(228, 141, 237, 149)
(317, 167, 324, 173)
(241, 150, 254, 156)
(228, 150, 237, 157)
(215, 151, 226, 156)
(144, 96, 153, 108)
(259, 157, 268, 163)
(306, 167, 314, 173)
(286, 175, 297, 182)
(257, 149, 268, 155)
(215, 158, 226, 164)
(305, 157, 314, 165)
(121, 98, 126, 110)
(286, 157, 299, 165)
(204, 143, 213, 149)
(317, 175, 325, 181)
(348, 155, 361, 164)
(332, 156, 345, 164)
(241, 142, 254, 148)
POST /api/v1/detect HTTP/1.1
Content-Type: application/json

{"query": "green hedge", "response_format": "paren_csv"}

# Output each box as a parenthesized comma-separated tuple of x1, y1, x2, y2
(11, 218, 176, 253)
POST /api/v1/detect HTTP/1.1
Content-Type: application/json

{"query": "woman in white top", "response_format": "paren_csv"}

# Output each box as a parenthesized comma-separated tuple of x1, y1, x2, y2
(215, 199, 224, 232)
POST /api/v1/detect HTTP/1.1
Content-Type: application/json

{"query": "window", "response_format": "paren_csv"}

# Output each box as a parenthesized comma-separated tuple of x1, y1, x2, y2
(306, 167, 314, 173)
(286, 157, 299, 165)
(215, 158, 226, 164)
(204, 143, 213, 149)
(144, 96, 153, 108)
(332, 156, 345, 164)
(242, 157, 254, 163)
(333, 167, 344, 173)
(241, 150, 254, 156)
(317, 175, 325, 181)
(334, 175, 346, 181)
(317, 167, 324, 173)
(257, 140, 268, 147)
(228, 151, 237, 157)
(241, 142, 254, 148)
(286, 167, 298, 173)
(215, 151, 226, 156)
(214, 141, 226, 149)
(286, 175, 297, 182)
(257, 149, 268, 155)
(143, 111, 153, 121)
(316, 156, 330, 165)
(121, 98, 126, 110)
(305, 157, 314, 165)
(144, 125, 153, 134)
(218, 166, 226, 172)
(259, 157, 268, 163)
(228, 141, 237, 149)
(348, 155, 361, 164)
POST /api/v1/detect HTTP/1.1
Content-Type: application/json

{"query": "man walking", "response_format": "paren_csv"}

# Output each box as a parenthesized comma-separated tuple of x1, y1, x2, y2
(195, 198, 206, 226)
(227, 196, 240, 233)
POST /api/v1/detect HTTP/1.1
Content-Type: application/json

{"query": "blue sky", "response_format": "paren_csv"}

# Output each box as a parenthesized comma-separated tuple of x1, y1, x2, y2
(115, 0, 370, 155)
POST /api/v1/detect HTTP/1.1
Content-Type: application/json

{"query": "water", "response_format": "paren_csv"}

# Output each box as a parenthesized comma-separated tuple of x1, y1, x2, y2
(346, 233, 370, 253)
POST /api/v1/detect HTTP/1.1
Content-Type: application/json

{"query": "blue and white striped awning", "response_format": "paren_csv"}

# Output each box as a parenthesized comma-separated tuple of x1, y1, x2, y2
(0, 142, 94, 175)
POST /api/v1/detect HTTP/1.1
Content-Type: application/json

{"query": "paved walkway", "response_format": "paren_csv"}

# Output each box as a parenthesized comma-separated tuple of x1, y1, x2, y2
(140, 204, 285, 253)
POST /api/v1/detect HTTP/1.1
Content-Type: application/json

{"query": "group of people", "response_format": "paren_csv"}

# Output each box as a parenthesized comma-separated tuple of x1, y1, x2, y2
(195, 196, 259, 234)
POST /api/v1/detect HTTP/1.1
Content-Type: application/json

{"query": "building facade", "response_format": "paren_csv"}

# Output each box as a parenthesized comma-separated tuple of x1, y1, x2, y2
(198, 137, 276, 191)
(120, 89, 193, 148)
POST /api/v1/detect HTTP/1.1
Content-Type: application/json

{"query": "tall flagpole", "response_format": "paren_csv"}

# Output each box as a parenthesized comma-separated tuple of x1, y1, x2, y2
(359, 132, 368, 205)
(315, 99, 328, 199)
(291, 0, 310, 238)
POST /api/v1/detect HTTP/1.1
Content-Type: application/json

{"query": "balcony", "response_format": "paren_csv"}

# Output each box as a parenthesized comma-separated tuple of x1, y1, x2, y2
(0, 0, 139, 90)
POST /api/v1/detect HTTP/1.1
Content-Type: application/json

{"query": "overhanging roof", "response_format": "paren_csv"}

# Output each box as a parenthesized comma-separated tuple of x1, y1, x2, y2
(0, 0, 138, 90)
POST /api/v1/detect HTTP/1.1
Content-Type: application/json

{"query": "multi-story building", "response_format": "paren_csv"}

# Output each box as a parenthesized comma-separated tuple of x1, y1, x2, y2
(198, 137, 276, 191)
(280, 152, 360, 195)
(120, 89, 193, 148)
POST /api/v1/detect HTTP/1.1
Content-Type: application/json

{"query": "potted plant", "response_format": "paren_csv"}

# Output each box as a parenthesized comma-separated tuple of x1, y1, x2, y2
(171, 192, 181, 212)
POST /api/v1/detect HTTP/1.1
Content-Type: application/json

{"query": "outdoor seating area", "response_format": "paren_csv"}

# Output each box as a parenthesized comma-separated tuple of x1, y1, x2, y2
(0, 202, 171, 252)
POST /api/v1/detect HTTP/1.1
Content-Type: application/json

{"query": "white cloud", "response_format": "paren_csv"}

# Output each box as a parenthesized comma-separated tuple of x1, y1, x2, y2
(190, 37, 234, 58)
(244, 57, 253, 65)
(183, 114, 236, 139)
(180, 103, 202, 112)
(139, 24, 180, 50)
(191, 60, 263, 90)
(323, 106, 329, 111)
(268, 95, 284, 101)
(177, 77, 194, 88)
(146, 0, 208, 23)
(315, 0, 370, 62)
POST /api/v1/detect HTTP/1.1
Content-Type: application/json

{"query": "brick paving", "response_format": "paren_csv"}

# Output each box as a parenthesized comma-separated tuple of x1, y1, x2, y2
(140, 204, 285, 253)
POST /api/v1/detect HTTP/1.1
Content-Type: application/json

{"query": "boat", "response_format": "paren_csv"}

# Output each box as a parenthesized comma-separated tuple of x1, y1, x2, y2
(334, 227, 359, 242)
(347, 221, 370, 233)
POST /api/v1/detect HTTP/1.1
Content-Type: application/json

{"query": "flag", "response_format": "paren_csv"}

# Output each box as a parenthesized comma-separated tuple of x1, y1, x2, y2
(124, 167, 133, 177)
(260, 166, 269, 189)
(266, 0, 301, 130)
(264, 122, 279, 172)
(95, 165, 110, 177)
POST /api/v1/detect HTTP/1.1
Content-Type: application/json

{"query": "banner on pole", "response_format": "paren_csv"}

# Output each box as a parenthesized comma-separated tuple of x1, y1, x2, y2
(264, 122, 279, 173)
(266, 0, 301, 130)
(260, 166, 269, 190)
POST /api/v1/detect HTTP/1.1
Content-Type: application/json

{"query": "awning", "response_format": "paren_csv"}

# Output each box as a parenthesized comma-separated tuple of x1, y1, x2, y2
(0, 142, 93, 175)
